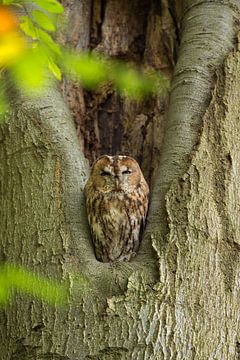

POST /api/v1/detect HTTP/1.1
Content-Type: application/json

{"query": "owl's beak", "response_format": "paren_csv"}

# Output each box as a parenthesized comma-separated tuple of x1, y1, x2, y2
(114, 176, 120, 190)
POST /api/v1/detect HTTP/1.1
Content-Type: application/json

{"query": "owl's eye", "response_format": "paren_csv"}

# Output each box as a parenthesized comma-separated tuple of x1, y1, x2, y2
(101, 171, 111, 176)
(122, 169, 132, 175)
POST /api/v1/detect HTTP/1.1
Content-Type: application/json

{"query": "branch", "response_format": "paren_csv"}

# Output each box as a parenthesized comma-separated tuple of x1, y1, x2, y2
(147, 0, 240, 245)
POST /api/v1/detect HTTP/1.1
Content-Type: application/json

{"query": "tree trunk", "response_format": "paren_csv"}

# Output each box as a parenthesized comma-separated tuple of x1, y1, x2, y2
(1, 1, 240, 359)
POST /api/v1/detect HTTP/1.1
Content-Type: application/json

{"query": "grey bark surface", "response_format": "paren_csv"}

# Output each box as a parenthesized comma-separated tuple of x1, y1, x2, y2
(1, 1, 240, 359)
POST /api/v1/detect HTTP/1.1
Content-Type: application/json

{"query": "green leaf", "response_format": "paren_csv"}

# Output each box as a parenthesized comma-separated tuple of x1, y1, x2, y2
(120, 71, 142, 95)
(0, 282, 9, 304)
(60, 51, 169, 97)
(32, 10, 56, 32)
(33, 0, 64, 14)
(48, 57, 61, 80)
(111, 63, 169, 98)
(63, 52, 108, 88)
(0, 264, 68, 305)
(38, 28, 61, 55)
(20, 16, 37, 39)
(10, 47, 48, 92)
(1, 0, 22, 4)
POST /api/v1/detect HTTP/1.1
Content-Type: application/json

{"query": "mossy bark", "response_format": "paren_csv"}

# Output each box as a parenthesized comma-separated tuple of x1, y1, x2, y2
(1, 1, 240, 359)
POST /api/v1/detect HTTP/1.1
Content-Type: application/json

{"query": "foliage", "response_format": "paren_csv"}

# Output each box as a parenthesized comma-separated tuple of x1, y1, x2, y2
(0, 0, 169, 118)
(0, 263, 68, 305)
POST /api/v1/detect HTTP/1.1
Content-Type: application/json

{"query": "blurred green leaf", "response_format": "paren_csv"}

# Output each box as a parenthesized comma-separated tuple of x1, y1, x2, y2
(20, 15, 37, 39)
(0, 282, 9, 305)
(38, 28, 61, 55)
(1, 0, 22, 4)
(111, 62, 169, 98)
(62, 52, 169, 98)
(113, 66, 146, 97)
(0, 0, 169, 115)
(33, 0, 64, 14)
(63, 52, 108, 89)
(32, 9, 56, 32)
(10, 47, 48, 91)
(0, 264, 68, 305)
(48, 57, 61, 79)
(7, 45, 168, 103)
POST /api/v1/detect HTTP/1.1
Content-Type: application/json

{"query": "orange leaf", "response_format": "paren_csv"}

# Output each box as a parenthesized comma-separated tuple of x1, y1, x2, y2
(0, 6, 18, 35)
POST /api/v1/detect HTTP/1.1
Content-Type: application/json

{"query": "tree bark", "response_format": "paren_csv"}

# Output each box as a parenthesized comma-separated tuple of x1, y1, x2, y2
(1, 1, 240, 359)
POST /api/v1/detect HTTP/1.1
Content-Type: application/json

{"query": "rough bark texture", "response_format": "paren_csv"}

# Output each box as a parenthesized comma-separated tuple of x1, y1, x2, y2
(161, 37, 240, 358)
(1, 1, 240, 359)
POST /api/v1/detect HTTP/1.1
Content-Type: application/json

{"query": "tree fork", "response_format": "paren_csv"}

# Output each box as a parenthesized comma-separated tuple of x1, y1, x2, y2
(1, 1, 240, 359)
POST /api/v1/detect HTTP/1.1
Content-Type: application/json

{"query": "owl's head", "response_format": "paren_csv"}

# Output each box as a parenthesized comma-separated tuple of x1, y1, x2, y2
(88, 155, 146, 193)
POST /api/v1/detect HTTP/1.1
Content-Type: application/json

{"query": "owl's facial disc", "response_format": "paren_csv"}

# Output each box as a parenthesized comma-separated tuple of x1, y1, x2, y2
(90, 155, 143, 193)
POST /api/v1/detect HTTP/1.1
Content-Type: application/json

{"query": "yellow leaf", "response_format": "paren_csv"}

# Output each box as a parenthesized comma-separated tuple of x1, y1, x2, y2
(0, 32, 25, 66)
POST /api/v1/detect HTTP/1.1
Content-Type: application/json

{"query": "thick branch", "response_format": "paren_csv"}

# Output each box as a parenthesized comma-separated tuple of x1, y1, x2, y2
(148, 0, 240, 242)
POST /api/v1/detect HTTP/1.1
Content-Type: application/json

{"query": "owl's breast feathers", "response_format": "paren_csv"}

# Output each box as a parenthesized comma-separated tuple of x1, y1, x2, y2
(85, 184, 148, 262)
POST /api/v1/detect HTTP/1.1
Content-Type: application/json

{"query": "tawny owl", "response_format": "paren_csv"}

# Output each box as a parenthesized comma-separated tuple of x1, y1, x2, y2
(85, 155, 149, 262)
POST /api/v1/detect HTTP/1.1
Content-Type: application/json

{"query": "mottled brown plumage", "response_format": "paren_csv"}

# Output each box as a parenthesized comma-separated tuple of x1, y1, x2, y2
(85, 155, 149, 262)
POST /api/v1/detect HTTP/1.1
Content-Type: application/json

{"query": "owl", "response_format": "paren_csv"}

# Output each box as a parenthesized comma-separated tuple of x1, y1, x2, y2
(85, 155, 149, 262)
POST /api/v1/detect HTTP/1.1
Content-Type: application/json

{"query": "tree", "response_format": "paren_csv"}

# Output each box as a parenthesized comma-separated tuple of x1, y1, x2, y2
(1, 0, 240, 358)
